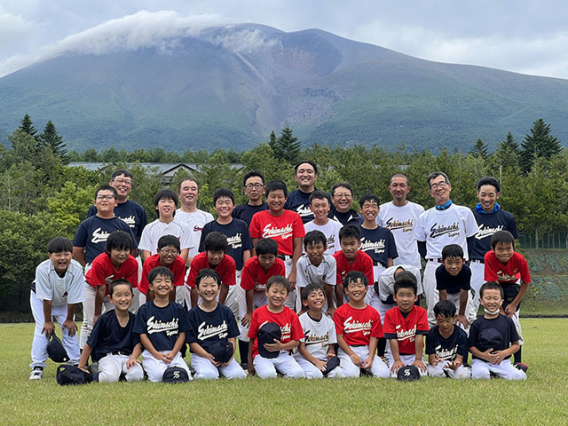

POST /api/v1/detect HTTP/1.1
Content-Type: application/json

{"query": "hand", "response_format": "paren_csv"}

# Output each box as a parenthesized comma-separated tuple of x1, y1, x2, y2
(314, 359, 327, 371)
(207, 353, 221, 367)
(449, 359, 462, 370)
(412, 359, 427, 373)
(390, 360, 405, 374)
(248, 363, 255, 375)
(482, 348, 499, 364)
(504, 304, 517, 318)
(325, 307, 336, 318)
(78, 365, 90, 374)
(104, 275, 114, 287)
(126, 358, 140, 369)
(42, 321, 55, 338)
(490, 350, 506, 365)
(287, 270, 297, 290)
(160, 352, 174, 364)
(264, 339, 284, 352)
(350, 353, 363, 367)
(362, 356, 374, 370)
(456, 314, 469, 329)
(327, 352, 336, 359)
(62, 320, 78, 337)
(241, 313, 252, 328)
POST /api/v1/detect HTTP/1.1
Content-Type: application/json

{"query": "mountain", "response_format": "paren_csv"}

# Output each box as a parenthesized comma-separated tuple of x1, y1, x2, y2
(1, 23, 568, 152)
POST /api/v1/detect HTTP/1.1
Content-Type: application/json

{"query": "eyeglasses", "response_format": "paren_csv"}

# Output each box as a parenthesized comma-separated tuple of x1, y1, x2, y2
(333, 193, 352, 199)
(113, 178, 132, 185)
(244, 183, 264, 190)
(160, 249, 178, 255)
(430, 181, 448, 190)
(96, 195, 115, 200)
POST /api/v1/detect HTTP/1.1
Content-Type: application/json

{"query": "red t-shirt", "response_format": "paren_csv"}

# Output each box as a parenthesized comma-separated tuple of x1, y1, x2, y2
(186, 251, 236, 288)
(247, 305, 304, 359)
(334, 303, 383, 346)
(240, 257, 286, 293)
(139, 254, 186, 295)
(383, 306, 429, 355)
(484, 251, 531, 285)
(85, 252, 138, 294)
(333, 250, 374, 286)
(249, 210, 305, 256)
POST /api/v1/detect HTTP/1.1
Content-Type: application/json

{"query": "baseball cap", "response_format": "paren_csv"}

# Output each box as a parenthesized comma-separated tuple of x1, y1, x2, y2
(397, 365, 421, 381)
(322, 356, 340, 376)
(47, 332, 69, 363)
(162, 366, 190, 383)
(56, 364, 94, 386)
(257, 322, 281, 359)
(209, 341, 233, 364)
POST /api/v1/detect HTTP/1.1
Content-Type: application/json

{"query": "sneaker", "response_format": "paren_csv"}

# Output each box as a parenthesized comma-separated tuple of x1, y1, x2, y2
(514, 362, 529, 373)
(29, 367, 44, 380)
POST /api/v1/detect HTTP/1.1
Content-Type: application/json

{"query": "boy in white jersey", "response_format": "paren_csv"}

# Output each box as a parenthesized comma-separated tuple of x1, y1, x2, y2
(303, 190, 342, 255)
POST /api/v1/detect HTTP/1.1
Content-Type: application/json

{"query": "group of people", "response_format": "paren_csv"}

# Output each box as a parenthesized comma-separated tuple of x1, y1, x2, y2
(29, 161, 530, 382)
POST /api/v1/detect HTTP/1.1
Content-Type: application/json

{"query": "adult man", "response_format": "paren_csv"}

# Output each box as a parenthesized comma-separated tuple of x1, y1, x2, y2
(377, 173, 424, 269)
(284, 160, 331, 224)
(330, 182, 362, 226)
(471, 177, 519, 312)
(414, 172, 479, 326)
(232, 170, 268, 226)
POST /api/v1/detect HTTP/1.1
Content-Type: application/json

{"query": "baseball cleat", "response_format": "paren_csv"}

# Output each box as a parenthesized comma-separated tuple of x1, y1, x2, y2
(29, 367, 44, 380)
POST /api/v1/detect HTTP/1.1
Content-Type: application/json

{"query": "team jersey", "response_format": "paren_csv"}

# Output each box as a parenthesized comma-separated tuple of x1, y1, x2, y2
(484, 251, 531, 285)
(138, 219, 194, 255)
(85, 252, 139, 294)
(358, 225, 398, 268)
(139, 254, 186, 295)
(240, 257, 286, 293)
(426, 325, 468, 361)
(468, 314, 520, 360)
(414, 203, 479, 260)
(333, 250, 374, 287)
(378, 201, 425, 268)
(472, 206, 519, 260)
(383, 306, 429, 355)
(199, 219, 253, 271)
(186, 252, 236, 288)
(134, 300, 190, 352)
(377, 265, 423, 304)
(73, 216, 137, 264)
(249, 210, 305, 256)
(175, 209, 214, 258)
(333, 303, 383, 346)
(248, 305, 304, 359)
(304, 219, 342, 255)
(436, 263, 472, 294)
(296, 253, 336, 289)
(296, 312, 337, 361)
(87, 310, 139, 362)
(284, 189, 332, 224)
(331, 208, 363, 227)
(232, 202, 269, 226)
(186, 304, 240, 354)
(88, 200, 147, 242)
(34, 259, 84, 306)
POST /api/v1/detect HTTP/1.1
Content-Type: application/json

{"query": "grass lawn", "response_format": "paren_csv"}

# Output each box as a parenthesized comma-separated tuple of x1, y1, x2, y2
(1, 319, 567, 426)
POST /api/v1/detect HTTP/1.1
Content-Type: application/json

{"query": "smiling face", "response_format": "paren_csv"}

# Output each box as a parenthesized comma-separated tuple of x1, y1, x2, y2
(295, 162, 316, 192)
(309, 197, 330, 222)
(332, 186, 353, 213)
(428, 175, 451, 205)
(109, 283, 133, 312)
(179, 179, 199, 209)
(94, 190, 118, 216)
(48, 251, 73, 275)
(159, 245, 179, 266)
(477, 184, 500, 213)
(214, 196, 234, 220)
(303, 288, 325, 311)
(197, 276, 220, 303)
(442, 256, 464, 277)
(360, 199, 380, 222)
(389, 175, 411, 204)
(157, 197, 176, 220)
(110, 174, 132, 202)
(340, 236, 360, 261)
(266, 282, 288, 309)
(394, 287, 418, 313)
(149, 274, 173, 298)
(494, 242, 514, 264)
(109, 247, 130, 268)
(266, 189, 286, 214)
(345, 278, 367, 304)
(480, 288, 502, 313)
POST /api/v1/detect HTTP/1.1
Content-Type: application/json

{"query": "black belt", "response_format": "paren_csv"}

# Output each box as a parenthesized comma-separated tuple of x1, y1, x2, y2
(277, 254, 292, 261)
(110, 351, 132, 356)
(471, 259, 484, 264)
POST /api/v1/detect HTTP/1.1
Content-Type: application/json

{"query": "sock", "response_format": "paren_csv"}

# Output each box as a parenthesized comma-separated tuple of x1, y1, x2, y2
(377, 338, 387, 357)
(238, 340, 249, 364)
(514, 346, 522, 364)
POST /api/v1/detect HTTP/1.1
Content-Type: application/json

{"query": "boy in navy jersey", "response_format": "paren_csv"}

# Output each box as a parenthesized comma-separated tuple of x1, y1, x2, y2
(233, 171, 268, 226)
(426, 300, 471, 379)
(134, 267, 192, 382)
(78, 279, 144, 382)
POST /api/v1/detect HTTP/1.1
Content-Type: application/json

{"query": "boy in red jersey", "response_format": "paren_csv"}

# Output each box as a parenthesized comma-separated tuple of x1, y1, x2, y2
(384, 272, 429, 377)
(333, 271, 389, 378)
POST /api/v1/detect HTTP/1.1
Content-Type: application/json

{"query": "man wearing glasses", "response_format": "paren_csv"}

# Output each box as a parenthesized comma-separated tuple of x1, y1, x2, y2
(414, 172, 479, 326)
(330, 182, 362, 226)
(233, 171, 268, 226)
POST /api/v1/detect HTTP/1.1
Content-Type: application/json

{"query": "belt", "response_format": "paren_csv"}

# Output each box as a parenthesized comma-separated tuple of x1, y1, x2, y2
(471, 259, 484, 264)
(427, 258, 442, 263)
(277, 254, 292, 261)
(109, 351, 132, 357)
(373, 261, 385, 267)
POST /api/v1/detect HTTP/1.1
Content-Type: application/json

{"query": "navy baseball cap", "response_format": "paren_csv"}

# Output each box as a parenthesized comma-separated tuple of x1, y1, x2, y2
(209, 341, 233, 364)
(47, 332, 69, 363)
(56, 365, 94, 386)
(257, 322, 281, 359)
(162, 366, 189, 383)
(397, 365, 421, 381)
(322, 356, 340, 376)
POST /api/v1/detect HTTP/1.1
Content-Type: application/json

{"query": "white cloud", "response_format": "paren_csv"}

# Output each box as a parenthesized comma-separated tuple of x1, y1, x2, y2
(0, 11, 36, 49)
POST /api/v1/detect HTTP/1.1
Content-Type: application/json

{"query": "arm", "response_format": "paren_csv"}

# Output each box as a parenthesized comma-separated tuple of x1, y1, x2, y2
(288, 237, 303, 289)
(189, 342, 220, 367)
(450, 353, 464, 370)
(411, 334, 427, 372)
(190, 287, 199, 308)
(417, 241, 427, 261)
(127, 343, 142, 369)
(428, 353, 439, 367)
(93, 285, 106, 325)
(324, 284, 336, 317)
(166, 332, 186, 360)
(456, 289, 469, 328)
(336, 333, 362, 366)
(78, 343, 94, 372)
(335, 283, 344, 307)
(387, 258, 394, 268)
(62, 303, 78, 337)
(466, 236, 476, 261)
(180, 249, 190, 267)
(438, 289, 447, 301)
(263, 339, 299, 352)
(251, 239, 259, 257)
(139, 333, 169, 363)
(241, 289, 253, 327)
(41, 300, 55, 338)
(243, 250, 252, 264)
(219, 284, 229, 305)
(140, 250, 151, 263)
(505, 282, 530, 317)
(73, 247, 86, 266)
(389, 338, 405, 373)
(363, 336, 378, 369)
(298, 342, 327, 371)
(248, 340, 255, 374)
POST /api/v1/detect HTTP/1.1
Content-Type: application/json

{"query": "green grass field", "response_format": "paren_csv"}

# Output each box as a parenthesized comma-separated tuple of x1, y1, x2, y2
(1, 320, 567, 426)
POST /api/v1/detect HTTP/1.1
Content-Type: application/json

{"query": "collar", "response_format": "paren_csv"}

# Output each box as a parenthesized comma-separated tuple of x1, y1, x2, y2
(475, 203, 500, 214)
(435, 200, 453, 211)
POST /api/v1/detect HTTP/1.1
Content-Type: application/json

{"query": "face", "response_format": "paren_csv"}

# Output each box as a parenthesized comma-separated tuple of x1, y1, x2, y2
(150, 274, 173, 298)
(207, 250, 225, 267)
(303, 288, 325, 311)
(110, 174, 132, 200)
(394, 287, 418, 313)
(214, 196, 234, 219)
(157, 197, 176, 219)
(360, 199, 380, 222)
(159, 245, 179, 266)
(179, 179, 199, 207)
(332, 186, 353, 213)
(477, 184, 500, 213)
(197, 276, 220, 302)
(305, 242, 325, 265)
(340, 236, 360, 261)
(109, 247, 130, 266)
(109, 284, 133, 312)
(480, 288, 503, 312)
(389, 176, 411, 203)
(295, 163, 317, 190)
(258, 253, 276, 271)
(346, 279, 367, 303)
(494, 242, 514, 264)
(309, 197, 330, 221)
(94, 190, 118, 214)
(48, 251, 73, 274)
(442, 256, 464, 277)
(435, 315, 454, 335)
(243, 176, 265, 203)
(267, 283, 288, 308)
(266, 189, 286, 213)
(428, 175, 451, 205)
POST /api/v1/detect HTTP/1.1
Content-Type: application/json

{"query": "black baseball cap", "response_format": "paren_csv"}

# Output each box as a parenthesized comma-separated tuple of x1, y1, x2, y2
(257, 322, 281, 359)
(209, 341, 233, 364)
(47, 332, 69, 363)
(397, 365, 421, 381)
(162, 366, 190, 383)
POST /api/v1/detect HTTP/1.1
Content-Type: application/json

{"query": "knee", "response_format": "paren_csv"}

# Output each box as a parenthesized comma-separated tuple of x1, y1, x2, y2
(98, 370, 120, 383)
(304, 369, 324, 380)
(427, 365, 445, 378)
(196, 368, 219, 380)
(126, 366, 145, 382)
(257, 369, 278, 380)
(287, 368, 305, 379)
(472, 368, 490, 380)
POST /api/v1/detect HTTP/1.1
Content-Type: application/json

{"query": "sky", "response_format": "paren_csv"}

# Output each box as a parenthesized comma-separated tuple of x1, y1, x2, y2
(1, 0, 568, 80)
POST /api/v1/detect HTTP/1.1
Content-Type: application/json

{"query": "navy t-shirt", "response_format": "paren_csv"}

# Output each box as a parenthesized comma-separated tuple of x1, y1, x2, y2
(284, 189, 333, 224)
(134, 301, 190, 352)
(198, 219, 253, 270)
(436, 263, 472, 294)
(73, 216, 137, 264)
(426, 325, 469, 361)
(468, 315, 520, 360)
(232, 203, 268, 226)
(87, 310, 139, 362)
(331, 209, 363, 227)
(88, 200, 148, 242)
(358, 226, 398, 268)
(186, 304, 240, 354)
(472, 208, 519, 260)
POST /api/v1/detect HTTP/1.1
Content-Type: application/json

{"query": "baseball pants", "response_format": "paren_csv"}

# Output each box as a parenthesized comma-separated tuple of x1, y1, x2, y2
(294, 355, 345, 379)
(338, 346, 390, 378)
(471, 358, 526, 380)
(428, 362, 471, 379)
(98, 354, 144, 383)
(142, 350, 192, 382)
(423, 260, 440, 326)
(386, 353, 428, 378)
(191, 353, 247, 380)
(469, 260, 485, 314)
(253, 351, 305, 379)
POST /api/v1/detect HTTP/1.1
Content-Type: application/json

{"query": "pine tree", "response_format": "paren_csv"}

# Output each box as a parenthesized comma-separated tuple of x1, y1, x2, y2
(495, 131, 520, 169)
(39, 120, 70, 165)
(268, 130, 279, 156)
(19, 114, 37, 137)
(277, 125, 301, 165)
(520, 119, 562, 173)
(469, 138, 488, 159)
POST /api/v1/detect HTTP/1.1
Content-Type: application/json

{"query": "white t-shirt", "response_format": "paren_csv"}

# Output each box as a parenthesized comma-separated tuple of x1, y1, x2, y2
(414, 204, 479, 260)
(304, 219, 342, 255)
(296, 312, 337, 361)
(378, 264, 423, 302)
(378, 201, 424, 268)
(34, 259, 85, 306)
(175, 209, 214, 257)
(296, 254, 336, 288)
(138, 219, 194, 255)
